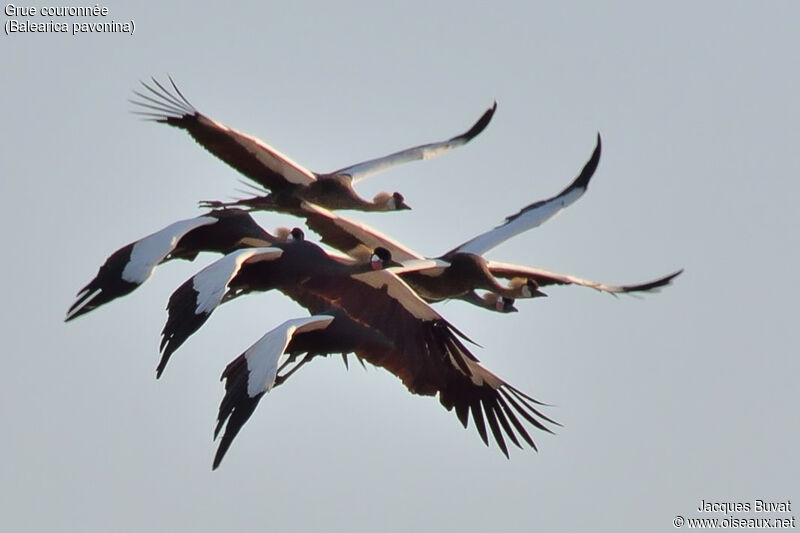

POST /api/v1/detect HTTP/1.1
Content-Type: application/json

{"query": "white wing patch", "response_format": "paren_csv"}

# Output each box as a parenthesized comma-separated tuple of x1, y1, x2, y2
(244, 315, 335, 397)
(351, 270, 440, 321)
(389, 259, 450, 276)
(192, 247, 283, 315)
(338, 143, 460, 184)
(453, 186, 586, 256)
(197, 114, 317, 186)
(331, 103, 495, 184)
(121, 216, 217, 284)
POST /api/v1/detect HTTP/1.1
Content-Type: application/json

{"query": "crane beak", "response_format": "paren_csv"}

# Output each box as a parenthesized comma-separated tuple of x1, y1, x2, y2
(498, 300, 518, 313)
(523, 279, 548, 299)
(498, 297, 518, 313)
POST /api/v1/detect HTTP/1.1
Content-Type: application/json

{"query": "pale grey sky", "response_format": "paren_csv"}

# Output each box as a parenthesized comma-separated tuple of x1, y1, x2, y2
(2, 1, 797, 532)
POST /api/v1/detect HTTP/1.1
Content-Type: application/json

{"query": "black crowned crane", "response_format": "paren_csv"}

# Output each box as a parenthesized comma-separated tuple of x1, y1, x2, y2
(157, 230, 408, 377)
(164, 249, 558, 466)
(252, 134, 682, 311)
(65, 209, 277, 321)
(211, 308, 556, 468)
(130, 77, 496, 212)
(212, 311, 394, 468)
